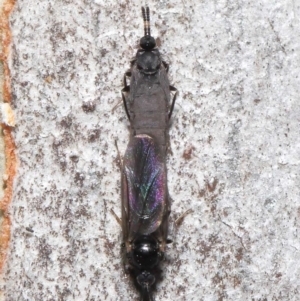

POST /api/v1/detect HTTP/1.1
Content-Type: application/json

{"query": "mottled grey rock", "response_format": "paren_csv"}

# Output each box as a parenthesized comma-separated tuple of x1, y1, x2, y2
(5, 1, 300, 300)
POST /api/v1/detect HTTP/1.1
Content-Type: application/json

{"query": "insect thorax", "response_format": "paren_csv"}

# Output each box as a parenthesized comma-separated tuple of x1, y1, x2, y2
(136, 49, 161, 75)
(130, 235, 162, 270)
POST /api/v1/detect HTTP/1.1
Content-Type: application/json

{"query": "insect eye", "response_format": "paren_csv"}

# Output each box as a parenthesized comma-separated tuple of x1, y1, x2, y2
(140, 36, 156, 50)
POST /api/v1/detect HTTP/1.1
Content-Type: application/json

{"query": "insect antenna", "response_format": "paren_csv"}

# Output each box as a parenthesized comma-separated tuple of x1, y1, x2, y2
(142, 6, 151, 36)
(140, 6, 156, 50)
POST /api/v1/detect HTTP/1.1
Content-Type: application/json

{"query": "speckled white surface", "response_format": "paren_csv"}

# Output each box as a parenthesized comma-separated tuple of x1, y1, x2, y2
(4, 0, 300, 300)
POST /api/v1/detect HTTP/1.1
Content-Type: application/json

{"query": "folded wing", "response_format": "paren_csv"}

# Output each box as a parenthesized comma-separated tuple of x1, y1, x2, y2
(122, 134, 167, 240)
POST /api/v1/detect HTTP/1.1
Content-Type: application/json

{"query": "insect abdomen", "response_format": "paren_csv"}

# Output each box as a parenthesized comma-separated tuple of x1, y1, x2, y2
(130, 76, 170, 152)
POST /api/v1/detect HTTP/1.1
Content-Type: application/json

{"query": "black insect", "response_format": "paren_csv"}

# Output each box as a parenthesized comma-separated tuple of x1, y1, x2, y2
(120, 6, 176, 301)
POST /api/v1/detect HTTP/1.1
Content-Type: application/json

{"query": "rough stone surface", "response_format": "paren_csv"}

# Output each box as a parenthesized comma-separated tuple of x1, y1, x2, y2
(5, 0, 300, 300)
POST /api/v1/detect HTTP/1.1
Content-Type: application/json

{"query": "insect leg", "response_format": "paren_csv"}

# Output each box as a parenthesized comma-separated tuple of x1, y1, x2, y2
(110, 140, 124, 226)
(168, 85, 178, 119)
(110, 208, 122, 226)
(174, 209, 193, 227)
(114, 139, 123, 169)
(168, 209, 193, 240)
(122, 71, 131, 120)
(123, 70, 131, 85)
(121, 90, 131, 120)
(162, 61, 169, 73)
(112, 100, 123, 113)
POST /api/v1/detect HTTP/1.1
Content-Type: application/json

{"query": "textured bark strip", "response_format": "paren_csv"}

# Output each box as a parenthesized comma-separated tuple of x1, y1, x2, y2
(0, 0, 17, 274)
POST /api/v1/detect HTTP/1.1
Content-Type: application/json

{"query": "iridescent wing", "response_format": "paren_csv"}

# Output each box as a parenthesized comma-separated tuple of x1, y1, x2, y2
(121, 134, 168, 241)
